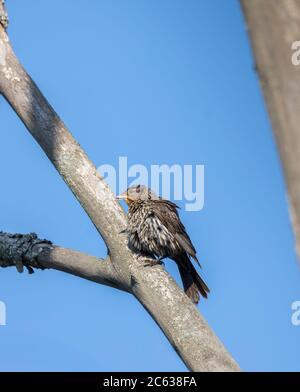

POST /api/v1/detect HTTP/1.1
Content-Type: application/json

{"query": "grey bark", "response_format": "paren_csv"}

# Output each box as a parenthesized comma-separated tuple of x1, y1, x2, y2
(241, 0, 300, 259)
(0, 232, 123, 291)
(0, 4, 240, 372)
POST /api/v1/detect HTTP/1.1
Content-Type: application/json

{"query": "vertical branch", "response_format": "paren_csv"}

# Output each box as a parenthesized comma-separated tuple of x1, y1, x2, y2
(241, 0, 300, 259)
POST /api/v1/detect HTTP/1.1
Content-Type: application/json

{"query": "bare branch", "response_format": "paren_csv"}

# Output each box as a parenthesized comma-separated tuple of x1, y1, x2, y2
(0, 15, 240, 371)
(241, 0, 300, 260)
(0, 231, 125, 292)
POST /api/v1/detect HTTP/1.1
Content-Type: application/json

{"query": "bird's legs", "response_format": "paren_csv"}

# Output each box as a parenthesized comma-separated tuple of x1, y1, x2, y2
(136, 253, 165, 267)
(144, 259, 165, 267)
(143, 255, 166, 267)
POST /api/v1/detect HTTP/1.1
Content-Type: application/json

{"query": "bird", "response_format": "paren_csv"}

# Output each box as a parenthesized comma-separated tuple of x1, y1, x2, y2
(117, 185, 209, 304)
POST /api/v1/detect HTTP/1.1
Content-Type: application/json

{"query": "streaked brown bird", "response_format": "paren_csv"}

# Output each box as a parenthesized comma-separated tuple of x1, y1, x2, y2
(117, 185, 209, 304)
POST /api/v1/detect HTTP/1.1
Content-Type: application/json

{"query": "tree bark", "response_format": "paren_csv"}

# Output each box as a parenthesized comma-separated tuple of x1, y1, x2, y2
(0, 4, 239, 372)
(0, 232, 124, 291)
(241, 0, 300, 259)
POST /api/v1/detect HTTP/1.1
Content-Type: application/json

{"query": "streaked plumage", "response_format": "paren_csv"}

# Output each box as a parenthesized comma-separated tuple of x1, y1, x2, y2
(117, 185, 209, 304)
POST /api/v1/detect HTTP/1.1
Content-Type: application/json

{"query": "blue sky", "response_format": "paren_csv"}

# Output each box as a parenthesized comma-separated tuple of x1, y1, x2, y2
(1, 0, 300, 371)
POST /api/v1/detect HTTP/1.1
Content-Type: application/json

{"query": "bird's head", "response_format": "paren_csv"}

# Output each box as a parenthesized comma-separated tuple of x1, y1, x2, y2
(117, 185, 158, 205)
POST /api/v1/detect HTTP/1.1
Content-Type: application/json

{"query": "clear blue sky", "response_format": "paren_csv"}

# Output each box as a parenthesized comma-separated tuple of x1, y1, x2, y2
(1, 0, 300, 372)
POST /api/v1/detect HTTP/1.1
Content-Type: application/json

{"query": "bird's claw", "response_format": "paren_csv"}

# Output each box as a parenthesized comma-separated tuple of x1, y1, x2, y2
(143, 258, 165, 268)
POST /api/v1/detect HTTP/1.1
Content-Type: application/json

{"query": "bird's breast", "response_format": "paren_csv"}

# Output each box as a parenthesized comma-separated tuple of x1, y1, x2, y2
(127, 205, 178, 257)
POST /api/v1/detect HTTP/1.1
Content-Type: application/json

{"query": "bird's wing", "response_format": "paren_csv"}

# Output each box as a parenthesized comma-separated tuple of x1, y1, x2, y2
(149, 200, 200, 265)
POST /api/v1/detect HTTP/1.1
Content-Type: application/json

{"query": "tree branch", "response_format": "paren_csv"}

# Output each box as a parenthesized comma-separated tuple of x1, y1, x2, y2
(0, 231, 125, 292)
(241, 0, 300, 260)
(0, 5, 240, 372)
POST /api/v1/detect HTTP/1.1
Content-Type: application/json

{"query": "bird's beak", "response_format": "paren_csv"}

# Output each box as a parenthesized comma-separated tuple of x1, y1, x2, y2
(116, 192, 127, 201)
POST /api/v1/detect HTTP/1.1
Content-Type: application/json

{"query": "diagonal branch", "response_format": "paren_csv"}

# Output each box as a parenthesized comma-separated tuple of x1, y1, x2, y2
(0, 6, 239, 372)
(0, 231, 125, 292)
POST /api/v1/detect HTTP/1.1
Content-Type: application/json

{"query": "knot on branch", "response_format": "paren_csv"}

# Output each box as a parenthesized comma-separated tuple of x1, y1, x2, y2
(0, 0, 8, 29)
(0, 232, 52, 273)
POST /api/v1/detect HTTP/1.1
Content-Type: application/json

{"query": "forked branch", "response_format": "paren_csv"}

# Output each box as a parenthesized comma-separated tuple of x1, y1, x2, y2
(0, 3, 239, 372)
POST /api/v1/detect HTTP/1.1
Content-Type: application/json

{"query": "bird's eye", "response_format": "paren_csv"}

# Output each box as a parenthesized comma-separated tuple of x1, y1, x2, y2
(136, 185, 141, 193)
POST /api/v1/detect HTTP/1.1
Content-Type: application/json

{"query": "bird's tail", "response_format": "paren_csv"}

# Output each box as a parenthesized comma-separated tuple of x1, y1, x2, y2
(177, 254, 209, 304)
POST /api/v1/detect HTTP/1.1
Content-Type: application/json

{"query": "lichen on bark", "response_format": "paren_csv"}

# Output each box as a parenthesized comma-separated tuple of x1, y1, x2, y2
(0, 232, 52, 273)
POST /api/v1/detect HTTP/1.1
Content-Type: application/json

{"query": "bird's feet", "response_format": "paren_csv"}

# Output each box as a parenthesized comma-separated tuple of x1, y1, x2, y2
(143, 258, 165, 267)
(136, 254, 165, 267)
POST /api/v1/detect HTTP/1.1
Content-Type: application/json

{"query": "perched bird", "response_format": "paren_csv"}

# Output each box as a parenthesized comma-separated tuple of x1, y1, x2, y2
(117, 185, 209, 304)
